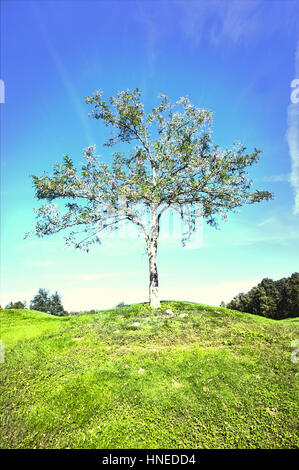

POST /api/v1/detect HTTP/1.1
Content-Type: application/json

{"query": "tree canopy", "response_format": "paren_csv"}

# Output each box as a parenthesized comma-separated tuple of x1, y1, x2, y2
(227, 273, 299, 319)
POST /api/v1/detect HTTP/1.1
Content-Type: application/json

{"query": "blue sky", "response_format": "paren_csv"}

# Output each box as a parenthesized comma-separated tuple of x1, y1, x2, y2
(1, 0, 299, 311)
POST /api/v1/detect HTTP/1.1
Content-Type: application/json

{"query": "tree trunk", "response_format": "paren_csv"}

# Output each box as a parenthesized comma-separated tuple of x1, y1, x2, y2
(148, 204, 160, 309)
(148, 240, 160, 308)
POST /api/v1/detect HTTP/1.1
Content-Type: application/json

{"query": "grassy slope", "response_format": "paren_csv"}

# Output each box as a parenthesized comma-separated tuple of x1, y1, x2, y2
(0, 301, 298, 449)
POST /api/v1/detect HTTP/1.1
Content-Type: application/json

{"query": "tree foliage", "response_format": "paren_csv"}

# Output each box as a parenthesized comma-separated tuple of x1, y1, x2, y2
(227, 273, 299, 319)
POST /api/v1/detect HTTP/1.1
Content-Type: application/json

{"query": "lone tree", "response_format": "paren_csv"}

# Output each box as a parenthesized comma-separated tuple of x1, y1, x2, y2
(27, 89, 272, 308)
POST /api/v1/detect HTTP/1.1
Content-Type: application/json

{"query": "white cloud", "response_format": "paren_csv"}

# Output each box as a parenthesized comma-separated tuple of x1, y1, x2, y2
(256, 217, 276, 227)
(22, 260, 56, 267)
(60, 286, 148, 311)
(0, 289, 36, 308)
(160, 279, 260, 306)
(1, 279, 259, 312)
(178, 1, 257, 47)
(202, 230, 299, 248)
(55, 273, 113, 282)
(62, 280, 259, 312)
(287, 104, 299, 214)
(261, 174, 290, 183)
(25, 241, 61, 247)
(178, 1, 299, 48)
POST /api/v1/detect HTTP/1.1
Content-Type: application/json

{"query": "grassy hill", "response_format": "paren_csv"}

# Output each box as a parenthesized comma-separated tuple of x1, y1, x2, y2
(0, 301, 298, 449)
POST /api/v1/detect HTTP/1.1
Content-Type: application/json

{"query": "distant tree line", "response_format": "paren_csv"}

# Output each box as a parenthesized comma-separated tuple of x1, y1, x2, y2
(5, 288, 67, 316)
(4, 300, 27, 310)
(226, 272, 299, 319)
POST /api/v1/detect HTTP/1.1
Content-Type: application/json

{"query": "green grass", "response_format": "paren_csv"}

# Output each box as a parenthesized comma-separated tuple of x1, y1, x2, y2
(0, 301, 298, 449)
